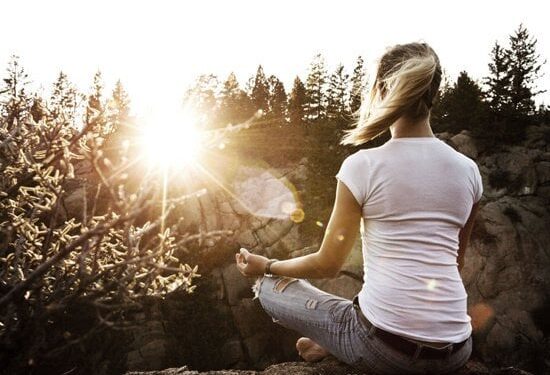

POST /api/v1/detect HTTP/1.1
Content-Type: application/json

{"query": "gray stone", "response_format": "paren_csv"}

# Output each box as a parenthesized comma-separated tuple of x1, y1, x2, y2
(220, 338, 244, 366)
(132, 321, 166, 348)
(64, 186, 86, 219)
(243, 333, 270, 364)
(535, 161, 550, 185)
(139, 339, 169, 370)
(451, 132, 479, 159)
(230, 298, 269, 339)
(255, 219, 293, 247)
(222, 264, 254, 306)
(236, 230, 259, 248)
(310, 274, 363, 300)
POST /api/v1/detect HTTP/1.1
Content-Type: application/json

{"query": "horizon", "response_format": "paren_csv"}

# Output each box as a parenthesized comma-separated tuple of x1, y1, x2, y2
(1, 0, 549, 116)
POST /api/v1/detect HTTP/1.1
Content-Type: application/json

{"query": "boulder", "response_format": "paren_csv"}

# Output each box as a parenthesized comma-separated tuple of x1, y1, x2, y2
(451, 132, 479, 159)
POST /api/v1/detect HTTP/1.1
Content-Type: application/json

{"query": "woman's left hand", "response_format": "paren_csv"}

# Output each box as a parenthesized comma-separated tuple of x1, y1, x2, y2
(235, 248, 269, 277)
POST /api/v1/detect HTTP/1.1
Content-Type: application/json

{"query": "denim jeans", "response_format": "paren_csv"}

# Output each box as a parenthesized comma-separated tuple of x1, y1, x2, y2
(253, 275, 472, 375)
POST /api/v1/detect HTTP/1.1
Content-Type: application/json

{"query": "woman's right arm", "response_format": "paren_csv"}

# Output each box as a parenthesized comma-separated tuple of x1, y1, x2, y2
(457, 202, 480, 272)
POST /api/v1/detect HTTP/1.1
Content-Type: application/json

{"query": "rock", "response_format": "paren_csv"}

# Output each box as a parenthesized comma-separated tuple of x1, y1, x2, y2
(236, 230, 259, 249)
(131, 321, 167, 348)
(178, 196, 203, 229)
(124, 358, 532, 374)
(242, 333, 270, 364)
(309, 274, 363, 301)
(463, 195, 550, 368)
(138, 339, 170, 370)
(535, 161, 550, 185)
(255, 219, 293, 247)
(198, 193, 219, 231)
(451, 132, 479, 159)
(222, 264, 254, 306)
(220, 338, 245, 366)
(230, 298, 270, 339)
(64, 186, 86, 219)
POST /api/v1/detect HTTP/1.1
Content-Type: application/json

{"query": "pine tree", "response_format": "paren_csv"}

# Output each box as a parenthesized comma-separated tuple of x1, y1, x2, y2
(251, 65, 270, 115)
(507, 23, 546, 119)
(50, 71, 79, 125)
(430, 67, 453, 130)
(304, 53, 328, 122)
(183, 74, 219, 128)
(86, 70, 106, 131)
(0, 55, 32, 129)
(218, 72, 253, 126)
(107, 79, 131, 133)
(268, 75, 287, 122)
(349, 56, 366, 114)
(327, 64, 349, 118)
(439, 71, 490, 135)
(288, 76, 307, 125)
(484, 41, 512, 116)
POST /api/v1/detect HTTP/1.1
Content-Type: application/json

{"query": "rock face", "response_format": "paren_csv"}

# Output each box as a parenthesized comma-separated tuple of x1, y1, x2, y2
(124, 357, 533, 375)
(105, 125, 550, 374)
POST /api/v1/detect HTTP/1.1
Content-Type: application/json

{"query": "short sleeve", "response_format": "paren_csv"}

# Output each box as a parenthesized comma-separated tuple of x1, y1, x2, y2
(335, 152, 368, 207)
(472, 163, 483, 203)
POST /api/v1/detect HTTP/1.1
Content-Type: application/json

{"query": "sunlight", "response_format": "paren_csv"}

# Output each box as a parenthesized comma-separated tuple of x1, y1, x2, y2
(140, 107, 203, 169)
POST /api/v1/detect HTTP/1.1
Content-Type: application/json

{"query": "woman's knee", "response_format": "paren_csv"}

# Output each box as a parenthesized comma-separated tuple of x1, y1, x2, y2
(252, 275, 300, 302)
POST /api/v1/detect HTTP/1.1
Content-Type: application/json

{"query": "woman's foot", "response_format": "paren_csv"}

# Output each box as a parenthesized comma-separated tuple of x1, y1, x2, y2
(296, 337, 330, 362)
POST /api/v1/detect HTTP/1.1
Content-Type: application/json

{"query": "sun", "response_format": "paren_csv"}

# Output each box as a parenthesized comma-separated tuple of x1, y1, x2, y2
(140, 107, 203, 169)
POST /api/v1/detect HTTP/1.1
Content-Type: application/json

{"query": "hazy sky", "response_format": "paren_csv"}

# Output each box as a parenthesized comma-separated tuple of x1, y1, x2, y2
(1, 0, 548, 115)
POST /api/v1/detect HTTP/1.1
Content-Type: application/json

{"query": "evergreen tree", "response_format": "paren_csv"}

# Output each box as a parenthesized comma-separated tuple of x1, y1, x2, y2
(50, 71, 79, 125)
(0, 55, 32, 129)
(218, 72, 253, 126)
(183, 74, 219, 128)
(327, 64, 349, 118)
(507, 23, 546, 119)
(484, 41, 512, 116)
(85, 70, 106, 130)
(268, 75, 287, 122)
(251, 65, 270, 114)
(349, 56, 366, 114)
(430, 68, 453, 130)
(304, 53, 328, 122)
(107, 79, 131, 133)
(288, 76, 307, 125)
(439, 71, 490, 135)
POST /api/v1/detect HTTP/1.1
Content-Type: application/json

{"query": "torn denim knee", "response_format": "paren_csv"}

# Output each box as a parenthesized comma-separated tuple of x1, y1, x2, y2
(252, 275, 265, 300)
(251, 275, 299, 300)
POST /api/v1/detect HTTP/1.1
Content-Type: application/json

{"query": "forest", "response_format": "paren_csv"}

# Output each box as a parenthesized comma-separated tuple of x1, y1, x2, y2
(0, 23, 548, 374)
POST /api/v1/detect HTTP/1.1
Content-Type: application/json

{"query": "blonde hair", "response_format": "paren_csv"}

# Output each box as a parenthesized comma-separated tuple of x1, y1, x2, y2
(341, 42, 442, 145)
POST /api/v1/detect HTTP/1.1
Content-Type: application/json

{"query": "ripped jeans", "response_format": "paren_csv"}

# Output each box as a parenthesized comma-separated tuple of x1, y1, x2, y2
(253, 275, 472, 375)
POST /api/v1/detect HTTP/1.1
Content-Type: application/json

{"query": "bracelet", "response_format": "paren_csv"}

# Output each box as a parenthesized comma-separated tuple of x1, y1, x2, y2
(264, 259, 279, 276)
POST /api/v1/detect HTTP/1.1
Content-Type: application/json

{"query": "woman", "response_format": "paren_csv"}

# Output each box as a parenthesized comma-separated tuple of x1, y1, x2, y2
(235, 42, 482, 375)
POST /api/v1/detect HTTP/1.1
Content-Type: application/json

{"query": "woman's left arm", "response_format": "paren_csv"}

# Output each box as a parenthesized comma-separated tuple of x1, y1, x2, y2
(236, 180, 362, 279)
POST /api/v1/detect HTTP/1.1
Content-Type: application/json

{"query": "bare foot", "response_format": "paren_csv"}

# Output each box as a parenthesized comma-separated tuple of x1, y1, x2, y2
(296, 337, 330, 362)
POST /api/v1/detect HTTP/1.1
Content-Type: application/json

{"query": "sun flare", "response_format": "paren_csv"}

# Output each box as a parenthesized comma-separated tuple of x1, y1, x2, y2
(140, 108, 203, 169)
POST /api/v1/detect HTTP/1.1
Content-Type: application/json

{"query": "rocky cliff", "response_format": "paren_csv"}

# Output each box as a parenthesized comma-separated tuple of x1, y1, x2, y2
(65, 124, 550, 374)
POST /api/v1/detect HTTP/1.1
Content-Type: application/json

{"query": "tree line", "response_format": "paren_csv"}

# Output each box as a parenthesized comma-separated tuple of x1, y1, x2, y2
(0, 23, 547, 156)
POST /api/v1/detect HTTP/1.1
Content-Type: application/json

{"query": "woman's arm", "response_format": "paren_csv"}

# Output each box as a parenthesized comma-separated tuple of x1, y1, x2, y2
(457, 201, 480, 272)
(236, 180, 362, 279)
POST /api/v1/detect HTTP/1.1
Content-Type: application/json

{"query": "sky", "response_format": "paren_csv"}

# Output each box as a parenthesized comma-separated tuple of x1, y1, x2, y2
(1, 0, 549, 116)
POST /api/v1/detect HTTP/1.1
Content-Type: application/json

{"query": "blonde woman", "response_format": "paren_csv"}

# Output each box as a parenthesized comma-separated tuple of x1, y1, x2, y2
(236, 42, 482, 374)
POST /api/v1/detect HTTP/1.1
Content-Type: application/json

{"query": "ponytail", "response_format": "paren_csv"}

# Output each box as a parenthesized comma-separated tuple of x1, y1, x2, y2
(341, 42, 442, 146)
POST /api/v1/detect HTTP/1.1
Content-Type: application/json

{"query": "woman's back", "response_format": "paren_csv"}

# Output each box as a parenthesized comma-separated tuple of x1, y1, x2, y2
(336, 136, 483, 343)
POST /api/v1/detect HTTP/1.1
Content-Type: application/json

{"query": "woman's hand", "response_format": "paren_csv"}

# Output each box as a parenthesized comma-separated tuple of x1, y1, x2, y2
(235, 248, 269, 277)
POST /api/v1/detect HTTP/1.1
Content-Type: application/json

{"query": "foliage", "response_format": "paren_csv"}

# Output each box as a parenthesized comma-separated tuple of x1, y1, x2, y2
(0, 64, 238, 372)
(438, 71, 491, 136)
(482, 24, 547, 143)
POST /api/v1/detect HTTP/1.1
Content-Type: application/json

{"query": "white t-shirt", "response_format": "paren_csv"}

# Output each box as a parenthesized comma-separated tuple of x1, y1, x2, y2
(335, 136, 483, 343)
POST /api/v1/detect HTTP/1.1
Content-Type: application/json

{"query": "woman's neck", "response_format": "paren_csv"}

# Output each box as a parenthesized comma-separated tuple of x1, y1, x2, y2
(389, 116, 435, 138)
